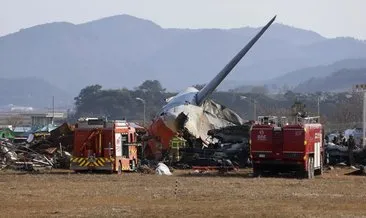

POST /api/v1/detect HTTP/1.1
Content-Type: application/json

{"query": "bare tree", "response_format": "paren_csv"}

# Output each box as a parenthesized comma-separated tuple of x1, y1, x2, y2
(332, 93, 362, 124)
(6, 115, 23, 129)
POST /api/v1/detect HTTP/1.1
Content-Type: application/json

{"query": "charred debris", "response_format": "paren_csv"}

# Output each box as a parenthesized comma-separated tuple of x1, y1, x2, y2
(162, 122, 253, 170)
(0, 123, 73, 171)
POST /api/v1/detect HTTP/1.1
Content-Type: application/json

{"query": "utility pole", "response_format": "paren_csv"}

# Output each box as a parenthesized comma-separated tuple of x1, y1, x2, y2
(52, 96, 55, 125)
(136, 98, 146, 127)
(143, 102, 146, 127)
(253, 99, 257, 121)
(240, 96, 257, 120)
(354, 84, 366, 147)
(317, 96, 320, 117)
(364, 92, 366, 147)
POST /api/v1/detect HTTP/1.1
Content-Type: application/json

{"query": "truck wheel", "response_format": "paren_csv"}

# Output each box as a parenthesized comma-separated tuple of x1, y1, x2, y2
(306, 158, 311, 179)
(253, 166, 261, 177)
(315, 155, 324, 176)
(118, 161, 122, 174)
(130, 159, 136, 171)
(306, 157, 315, 179)
(310, 157, 315, 179)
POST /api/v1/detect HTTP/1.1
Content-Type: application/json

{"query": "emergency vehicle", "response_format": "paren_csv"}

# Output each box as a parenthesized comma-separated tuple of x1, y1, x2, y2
(250, 115, 324, 179)
(70, 118, 139, 173)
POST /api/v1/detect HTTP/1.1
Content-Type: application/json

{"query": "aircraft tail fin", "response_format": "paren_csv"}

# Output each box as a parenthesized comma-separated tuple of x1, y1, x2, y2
(196, 15, 276, 105)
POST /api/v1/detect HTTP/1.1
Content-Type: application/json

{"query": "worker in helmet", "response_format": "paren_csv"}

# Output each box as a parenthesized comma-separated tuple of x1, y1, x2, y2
(325, 135, 329, 144)
(347, 135, 356, 167)
(338, 133, 346, 146)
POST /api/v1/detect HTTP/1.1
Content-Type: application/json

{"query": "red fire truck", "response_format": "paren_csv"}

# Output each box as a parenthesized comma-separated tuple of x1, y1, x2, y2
(70, 118, 139, 173)
(250, 116, 324, 179)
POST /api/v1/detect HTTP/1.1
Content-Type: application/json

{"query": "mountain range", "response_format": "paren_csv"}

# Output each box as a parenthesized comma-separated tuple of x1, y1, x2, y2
(0, 77, 73, 107)
(293, 68, 366, 93)
(0, 14, 365, 106)
(231, 58, 366, 92)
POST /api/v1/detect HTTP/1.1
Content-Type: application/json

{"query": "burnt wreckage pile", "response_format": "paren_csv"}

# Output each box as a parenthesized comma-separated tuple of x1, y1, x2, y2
(325, 143, 366, 166)
(175, 123, 252, 169)
(324, 130, 365, 166)
(0, 123, 73, 171)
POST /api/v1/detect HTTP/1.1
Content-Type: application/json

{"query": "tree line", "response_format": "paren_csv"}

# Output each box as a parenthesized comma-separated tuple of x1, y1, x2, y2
(72, 80, 363, 130)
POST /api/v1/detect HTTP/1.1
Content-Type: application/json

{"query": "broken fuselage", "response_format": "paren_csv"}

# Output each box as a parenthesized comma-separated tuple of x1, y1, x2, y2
(145, 16, 277, 160)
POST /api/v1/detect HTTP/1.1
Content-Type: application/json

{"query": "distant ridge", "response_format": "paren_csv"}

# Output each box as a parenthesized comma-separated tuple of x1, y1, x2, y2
(0, 77, 72, 107)
(293, 68, 366, 93)
(0, 14, 365, 97)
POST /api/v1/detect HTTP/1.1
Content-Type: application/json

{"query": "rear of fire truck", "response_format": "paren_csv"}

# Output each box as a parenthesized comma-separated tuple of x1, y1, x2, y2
(250, 116, 324, 179)
(70, 118, 138, 173)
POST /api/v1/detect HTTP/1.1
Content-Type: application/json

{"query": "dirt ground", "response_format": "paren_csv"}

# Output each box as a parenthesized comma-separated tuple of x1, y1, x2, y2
(1, 167, 366, 218)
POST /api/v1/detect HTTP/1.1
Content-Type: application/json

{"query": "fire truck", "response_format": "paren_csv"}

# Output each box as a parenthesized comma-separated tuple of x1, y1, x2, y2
(70, 118, 139, 173)
(250, 115, 324, 179)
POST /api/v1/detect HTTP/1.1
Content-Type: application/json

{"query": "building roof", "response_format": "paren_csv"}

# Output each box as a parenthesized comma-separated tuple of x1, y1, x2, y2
(13, 126, 32, 133)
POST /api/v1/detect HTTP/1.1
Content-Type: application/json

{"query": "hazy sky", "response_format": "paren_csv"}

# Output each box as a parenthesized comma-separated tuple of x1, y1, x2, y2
(1, 0, 365, 39)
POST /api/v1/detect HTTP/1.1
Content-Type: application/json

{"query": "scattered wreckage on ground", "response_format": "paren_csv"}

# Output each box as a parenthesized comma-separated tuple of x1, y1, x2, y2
(324, 128, 365, 166)
(0, 123, 73, 171)
(325, 143, 366, 166)
(2, 119, 365, 176)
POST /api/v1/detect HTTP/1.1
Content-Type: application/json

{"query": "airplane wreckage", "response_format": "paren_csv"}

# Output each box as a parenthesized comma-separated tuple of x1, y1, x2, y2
(143, 16, 277, 168)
